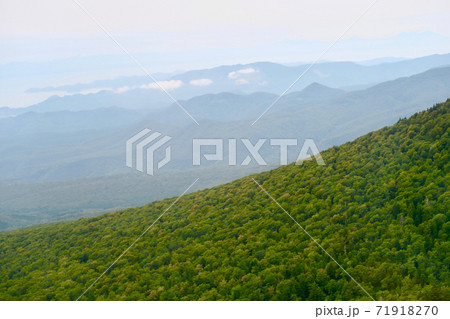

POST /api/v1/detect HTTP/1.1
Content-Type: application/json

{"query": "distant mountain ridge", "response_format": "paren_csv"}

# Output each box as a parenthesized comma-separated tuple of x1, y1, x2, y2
(294, 82, 345, 99)
(7, 53, 448, 117)
(0, 66, 448, 183)
(149, 82, 346, 125)
(0, 107, 148, 137)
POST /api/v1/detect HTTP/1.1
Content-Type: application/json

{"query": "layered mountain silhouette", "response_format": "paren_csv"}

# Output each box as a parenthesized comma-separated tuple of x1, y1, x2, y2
(2, 53, 448, 118)
(0, 65, 449, 231)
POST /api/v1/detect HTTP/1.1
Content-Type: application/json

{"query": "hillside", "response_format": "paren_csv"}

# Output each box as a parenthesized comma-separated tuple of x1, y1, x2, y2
(0, 100, 448, 300)
(3, 67, 448, 231)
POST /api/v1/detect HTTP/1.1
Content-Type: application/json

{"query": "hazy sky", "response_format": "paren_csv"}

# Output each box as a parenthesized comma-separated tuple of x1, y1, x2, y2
(0, 0, 449, 63)
(0, 0, 449, 109)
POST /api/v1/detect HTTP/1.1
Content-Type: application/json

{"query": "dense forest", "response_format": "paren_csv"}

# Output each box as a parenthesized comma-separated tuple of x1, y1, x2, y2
(0, 100, 448, 300)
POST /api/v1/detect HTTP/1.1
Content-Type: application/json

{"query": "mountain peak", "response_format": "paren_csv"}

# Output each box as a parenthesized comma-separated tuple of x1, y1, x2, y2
(297, 82, 345, 99)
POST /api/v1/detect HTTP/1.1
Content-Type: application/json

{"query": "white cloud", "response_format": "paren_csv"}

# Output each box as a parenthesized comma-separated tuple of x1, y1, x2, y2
(228, 67, 257, 79)
(190, 78, 213, 86)
(313, 69, 329, 78)
(76, 88, 113, 95)
(228, 71, 238, 79)
(116, 86, 130, 93)
(235, 78, 249, 85)
(140, 80, 183, 91)
(57, 87, 113, 98)
(238, 67, 256, 74)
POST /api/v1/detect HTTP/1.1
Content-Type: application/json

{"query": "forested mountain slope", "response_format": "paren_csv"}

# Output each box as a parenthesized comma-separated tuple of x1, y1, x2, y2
(0, 100, 448, 300)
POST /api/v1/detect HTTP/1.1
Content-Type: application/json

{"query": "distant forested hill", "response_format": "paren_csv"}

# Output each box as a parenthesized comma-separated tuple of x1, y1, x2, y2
(0, 100, 448, 300)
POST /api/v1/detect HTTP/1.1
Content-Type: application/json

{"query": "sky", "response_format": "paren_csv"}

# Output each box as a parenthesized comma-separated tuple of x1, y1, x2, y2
(0, 0, 449, 108)
(0, 0, 449, 63)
